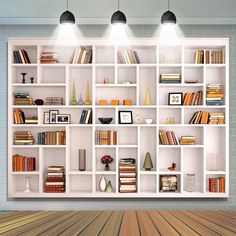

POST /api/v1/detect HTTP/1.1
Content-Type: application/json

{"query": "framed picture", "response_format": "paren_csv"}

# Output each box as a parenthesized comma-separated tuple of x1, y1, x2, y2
(56, 114, 71, 124)
(160, 175, 178, 192)
(44, 112, 50, 124)
(49, 110, 59, 124)
(168, 93, 183, 106)
(118, 111, 133, 124)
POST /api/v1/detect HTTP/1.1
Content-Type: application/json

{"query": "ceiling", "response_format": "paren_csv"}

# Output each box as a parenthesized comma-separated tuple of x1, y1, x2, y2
(0, 0, 236, 24)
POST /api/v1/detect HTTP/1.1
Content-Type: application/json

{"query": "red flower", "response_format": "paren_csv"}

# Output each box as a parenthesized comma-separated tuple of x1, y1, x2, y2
(101, 155, 113, 164)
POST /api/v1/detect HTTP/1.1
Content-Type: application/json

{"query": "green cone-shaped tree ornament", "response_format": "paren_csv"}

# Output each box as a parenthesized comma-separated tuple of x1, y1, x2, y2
(70, 79, 77, 105)
(143, 152, 153, 171)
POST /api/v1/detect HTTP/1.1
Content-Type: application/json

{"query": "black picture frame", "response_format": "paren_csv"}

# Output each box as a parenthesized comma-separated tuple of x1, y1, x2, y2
(118, 111, 133, 124)
(49, 110, 59, 124)
(168, 92, 183, 106)
(56, 114, 71, 124)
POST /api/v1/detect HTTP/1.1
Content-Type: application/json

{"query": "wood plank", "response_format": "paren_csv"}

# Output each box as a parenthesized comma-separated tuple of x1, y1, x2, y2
(206, 211, 236, 225)
(98, 211, 123, 236)
(119, 211, 140, 236)
(193, 211, 236, 233)
(79, 211, 112, 236)
(136, 211, 161, 236)
(0, 211, 61, 236)
(0, 212, 52, 234)
(19, 211, 76, 236)
(159, 211, 199, 236)
(38, 211, 86, 236)
(213, 211, 236, 222)
(0, 212, 35, 223)
(171, 211, 219, 236)
(58, 211, 101, 236)
(148, 211, 179, 236)
(183, 211, 236, 236)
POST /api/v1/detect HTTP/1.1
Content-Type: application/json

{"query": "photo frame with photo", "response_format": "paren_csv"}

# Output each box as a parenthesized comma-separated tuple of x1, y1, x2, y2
(118, 111, 133, 124)
(56, 114, 71, 124)
(44, 112, 50, 124)
(49, 110, 59, 124)
(168, 92, 183, 106)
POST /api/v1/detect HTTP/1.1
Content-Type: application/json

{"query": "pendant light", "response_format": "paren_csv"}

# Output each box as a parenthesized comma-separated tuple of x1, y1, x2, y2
(161, 0, 177, 25)
(111, 0, 127, 25)
(60, 0, 75, 25)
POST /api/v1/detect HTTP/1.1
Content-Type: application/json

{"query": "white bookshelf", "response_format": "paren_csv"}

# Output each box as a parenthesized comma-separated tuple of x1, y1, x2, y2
(8, 38, 229, 198)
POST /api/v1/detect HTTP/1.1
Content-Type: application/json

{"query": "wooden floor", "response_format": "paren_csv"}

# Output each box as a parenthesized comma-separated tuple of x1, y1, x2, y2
(0, 211, 235, 235)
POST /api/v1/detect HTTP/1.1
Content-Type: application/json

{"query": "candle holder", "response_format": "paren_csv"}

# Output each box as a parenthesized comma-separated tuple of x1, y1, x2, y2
(21, 73, 27, 84)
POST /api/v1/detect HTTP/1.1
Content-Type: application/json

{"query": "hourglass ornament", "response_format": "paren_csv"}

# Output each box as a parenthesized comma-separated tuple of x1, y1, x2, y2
(30, 77, 34, 84)
(21, 73, 27, 84)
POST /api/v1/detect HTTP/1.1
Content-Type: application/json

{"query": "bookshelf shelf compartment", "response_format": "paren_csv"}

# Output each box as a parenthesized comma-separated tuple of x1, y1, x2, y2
(8, 38, 228, 198)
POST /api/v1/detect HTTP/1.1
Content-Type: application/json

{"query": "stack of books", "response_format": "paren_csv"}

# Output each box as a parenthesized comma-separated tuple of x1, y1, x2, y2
(95, 130, 118, 145)
(205, 50, 225, 64)
(160, 74, 181, 83)
(209, 177, 225, 192)
(179, 136, 196, 145)
(14, 93, 33, 105)
(119, 158, 137, 193)
(159, 130, 179, 145)
(38, 131, 66, 145)
(183, 91, 202, 105)
(206, 84, 224, 105)
(44, 97, 64, 105)
(12, 155, 36, 171)
(13, 109, 38, 124)
(194, 50, 204, 64)
(14, 131, 35, 145)
(45, 166, 65, 193)
(40, 52, 59, 64)
(209, 112, 225, 124)
(79, 110, 92, 124)
(117, 49, 140, 64)
(13, 50, 31, 64)
(70, 47, 92, 64)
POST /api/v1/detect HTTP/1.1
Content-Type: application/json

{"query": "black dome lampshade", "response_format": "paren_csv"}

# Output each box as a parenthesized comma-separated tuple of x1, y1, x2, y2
(161, 0, 177, 25)
(111, 10, 127, 25)
(111, 0, 127, 25)
(59, 0, 75, 25)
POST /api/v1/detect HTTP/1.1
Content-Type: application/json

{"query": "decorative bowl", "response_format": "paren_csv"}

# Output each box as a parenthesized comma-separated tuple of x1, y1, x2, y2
(98, 118, 113, 124)
(145, 119, 152, 124)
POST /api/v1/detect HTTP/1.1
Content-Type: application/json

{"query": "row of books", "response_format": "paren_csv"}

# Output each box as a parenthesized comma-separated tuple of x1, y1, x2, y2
(160, 74, 181, 83)
(40, 52, 59, 64)
(79, 110, 92, 124)
(189, 111, 225, 124)
(183, 91, 202, 105)
(70, 47, 92, 64)
(38, 131, 66, 145)
(44, 97, 64, 106)
(209, 177, 225, 192)
(14, 93, 33, 105)
(159, 130, 179, 145)
(13, 50, 31, 64)
(44, 166, 65, 193)
(194, 50, 225, 64)
(95, 130, 118, 145)
(119, 158, 137, 193)
(12, 155, 36, 172)
(14, 131, 35, 145)
(117, 50, 140, 64)
(179, 136, 196, 145)
(13, 109, 38, 124)
(206, 84, 224, 105)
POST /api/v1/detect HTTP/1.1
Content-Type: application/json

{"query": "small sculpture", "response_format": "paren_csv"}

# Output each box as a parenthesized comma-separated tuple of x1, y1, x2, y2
(144, 81, 151, 105)
(84, 80, 92, 105)
(70, 79, 77, 105)
(143, 152, 153, 171)
(30, 77, 34, 84)
(78, 94, 84, 105)
(24, 177, 31, 193)
(21, 73, 27, 84)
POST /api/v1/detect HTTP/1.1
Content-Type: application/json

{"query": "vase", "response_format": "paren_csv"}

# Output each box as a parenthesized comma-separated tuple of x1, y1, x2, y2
(144, 81, 151, 105)
(24, 177, 31, 193)
(106, 180, 113, 193)
(99, 176, 107, 192)
(78, 149, 86, 171)
(104, 163, 110, 171)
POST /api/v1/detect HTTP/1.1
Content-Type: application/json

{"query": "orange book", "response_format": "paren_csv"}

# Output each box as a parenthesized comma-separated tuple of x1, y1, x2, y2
(123, 99, 132, 105)
(99, 100, 107, 105)
(111, 100, 119, 105)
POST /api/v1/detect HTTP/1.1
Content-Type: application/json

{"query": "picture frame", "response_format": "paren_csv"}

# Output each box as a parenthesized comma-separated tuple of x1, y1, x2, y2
(49, 110, 59, 124)
(118, 111, 133, 124)
(56, 114, 71, 124)
(160, 175, 178, 192)
(44, 112, 50, 124)
(168, 92, 183, 106)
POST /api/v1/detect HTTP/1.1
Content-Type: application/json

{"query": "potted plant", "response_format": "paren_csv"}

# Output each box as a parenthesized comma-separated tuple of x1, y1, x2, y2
(101, 155, 113, 171)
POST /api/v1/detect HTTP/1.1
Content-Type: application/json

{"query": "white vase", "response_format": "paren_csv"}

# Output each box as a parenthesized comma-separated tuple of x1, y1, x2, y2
(99, 176, 107, 192)
(24, 177, 31, 193)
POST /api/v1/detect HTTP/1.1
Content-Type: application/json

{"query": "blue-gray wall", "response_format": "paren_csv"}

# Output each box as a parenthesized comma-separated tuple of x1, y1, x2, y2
(0, 25, 236, 210)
